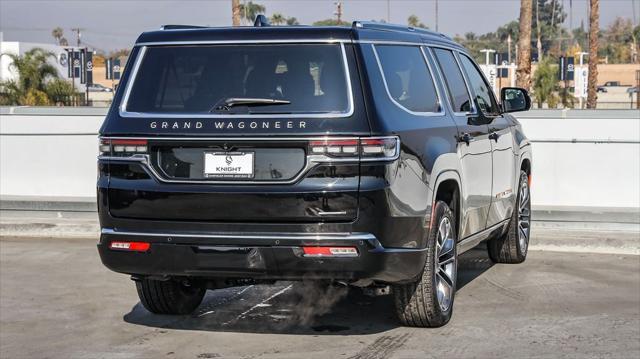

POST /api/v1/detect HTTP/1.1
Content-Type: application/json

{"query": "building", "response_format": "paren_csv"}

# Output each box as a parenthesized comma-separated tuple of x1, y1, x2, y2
(0, 41, 91, 92)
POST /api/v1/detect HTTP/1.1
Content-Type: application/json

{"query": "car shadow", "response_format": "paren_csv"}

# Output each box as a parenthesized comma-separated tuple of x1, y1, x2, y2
(123, 244, 494, 335)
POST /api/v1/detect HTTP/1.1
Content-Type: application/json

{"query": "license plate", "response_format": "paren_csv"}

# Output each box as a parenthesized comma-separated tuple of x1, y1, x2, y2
(204, 152, 254, 179)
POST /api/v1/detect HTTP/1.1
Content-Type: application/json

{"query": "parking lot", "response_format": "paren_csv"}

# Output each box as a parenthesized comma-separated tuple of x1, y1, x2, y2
(1, 235, 639, 359)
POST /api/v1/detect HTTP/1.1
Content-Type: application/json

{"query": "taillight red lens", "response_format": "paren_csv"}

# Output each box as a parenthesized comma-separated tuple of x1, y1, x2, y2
(99, 138, 148, 155)
(308, 137, 399, 160)
(309, 139, 359, 155)
(109, 241, 150, 252)
(361, 137, 398, 158)
(302, 246, 358, 257)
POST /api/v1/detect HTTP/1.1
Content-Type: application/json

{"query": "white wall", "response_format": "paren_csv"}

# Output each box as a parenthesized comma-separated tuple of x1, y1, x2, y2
(1, 108, 639, 210)
(519, 116, 640, 209)
(0, 108, 103, 199)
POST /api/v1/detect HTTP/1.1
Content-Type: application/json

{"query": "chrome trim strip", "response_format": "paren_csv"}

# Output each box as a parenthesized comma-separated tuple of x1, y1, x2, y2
(101, 228, 375, 241)
(118, 46, 146, 115)
(371, 44, 445, 117)
(317, 211, 348, 216)
(98, 135, 400, 185)
(101, 228, 426, 254)
(136, 39, 352, 46)
(457, 219, 509, 254)
(119, 43, 354, 119)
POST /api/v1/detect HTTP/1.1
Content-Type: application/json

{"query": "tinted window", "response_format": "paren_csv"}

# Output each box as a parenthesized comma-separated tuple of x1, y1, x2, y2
(375, 45, 439, 113)
(126, 44, 349, 114)
(459, 54, 499, 114)
(432, 48, 472, 113)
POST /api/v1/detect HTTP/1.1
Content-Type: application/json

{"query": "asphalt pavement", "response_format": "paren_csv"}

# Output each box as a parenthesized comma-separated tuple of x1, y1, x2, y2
(1, 235, 639, 359)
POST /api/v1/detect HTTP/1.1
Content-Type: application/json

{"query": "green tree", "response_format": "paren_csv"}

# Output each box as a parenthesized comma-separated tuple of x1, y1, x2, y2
(286, 17, 300, 26)
(239, 1, 266, 24)
(270, 13, 285, 25)
(407, 15, 427, 29)
(532, 58, 559, 108)
(600, 17, 634, 63)
(0, 48, 76, 106)
(534, 0, 568, 57)
(45, 78, 76, 106)
(312, 19, 350, 26)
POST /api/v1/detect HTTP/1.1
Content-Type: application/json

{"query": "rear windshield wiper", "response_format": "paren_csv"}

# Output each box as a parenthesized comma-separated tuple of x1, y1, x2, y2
(209, 97, 291, 113)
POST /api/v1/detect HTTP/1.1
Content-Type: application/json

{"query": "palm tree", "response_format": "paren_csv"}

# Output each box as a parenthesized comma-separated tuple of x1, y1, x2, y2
(5, 48, 58, 93)
(516, 0, 533, 90)
(51, 27, 64, 45)
(270, 13, 285, 26)
(0, 48, 75, 106)
(239, 1, 266, 25)
(232, 0, 241, 26)
(586, 0, 599, 109)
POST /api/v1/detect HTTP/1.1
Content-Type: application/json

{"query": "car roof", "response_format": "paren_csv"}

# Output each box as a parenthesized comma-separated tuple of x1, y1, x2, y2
(135, 21, 465, 52)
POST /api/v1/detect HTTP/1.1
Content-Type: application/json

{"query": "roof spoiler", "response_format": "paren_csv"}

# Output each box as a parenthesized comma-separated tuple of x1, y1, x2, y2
(254, 15, 270, 27)
(160, 24, 207, 30)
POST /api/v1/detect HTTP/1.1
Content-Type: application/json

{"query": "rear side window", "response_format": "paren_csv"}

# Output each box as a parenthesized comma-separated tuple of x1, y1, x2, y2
(124, 44, 350, 115)
(432, 48, 472, 113)
(458, 54, 499, 115)
(374, 45, 440, 113)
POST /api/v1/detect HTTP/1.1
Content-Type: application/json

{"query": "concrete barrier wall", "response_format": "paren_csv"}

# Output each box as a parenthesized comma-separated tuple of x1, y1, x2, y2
(1, 107, 639, 213)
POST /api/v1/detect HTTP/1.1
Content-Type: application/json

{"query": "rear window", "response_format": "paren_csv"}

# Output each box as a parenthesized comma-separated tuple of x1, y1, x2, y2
(124, 44, 350, 115)
(374, 45, 440, 114)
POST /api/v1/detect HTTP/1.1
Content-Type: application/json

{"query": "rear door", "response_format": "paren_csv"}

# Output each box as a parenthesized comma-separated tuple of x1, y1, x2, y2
(431, 48, 493, 239)
(102, 42, 370, 223)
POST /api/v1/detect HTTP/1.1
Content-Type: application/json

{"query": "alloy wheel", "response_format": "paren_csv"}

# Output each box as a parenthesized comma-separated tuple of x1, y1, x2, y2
(518, 179, 531, 255)
(435, 216, 456, 312)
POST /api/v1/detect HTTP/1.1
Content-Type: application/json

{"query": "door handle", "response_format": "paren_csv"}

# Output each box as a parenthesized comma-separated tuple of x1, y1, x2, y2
(489, 132, 500, 142)
(458, 132, 474, 145)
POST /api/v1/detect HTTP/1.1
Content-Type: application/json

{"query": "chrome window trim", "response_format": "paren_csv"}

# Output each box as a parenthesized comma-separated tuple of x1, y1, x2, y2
(426, 47, 478, 116)
(371, 44, 445, 117)
(99, 135, 400, 185)
(135, 39, 351, 46)
(119, 42, 354, 119)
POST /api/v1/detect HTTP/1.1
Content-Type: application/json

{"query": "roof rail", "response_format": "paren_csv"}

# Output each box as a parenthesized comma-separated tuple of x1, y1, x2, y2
(160, 24, 208, 30)
(352, 21, 450, 39)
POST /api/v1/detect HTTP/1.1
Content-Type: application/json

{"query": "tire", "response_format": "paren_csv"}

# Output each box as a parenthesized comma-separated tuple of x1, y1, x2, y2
(135, 278, 205, 315)
(488, 170, 531, 264)
(393, 200, 457, 327)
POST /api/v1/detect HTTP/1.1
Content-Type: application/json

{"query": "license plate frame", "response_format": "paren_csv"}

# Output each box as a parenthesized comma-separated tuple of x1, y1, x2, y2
(204, 151, 255, 179)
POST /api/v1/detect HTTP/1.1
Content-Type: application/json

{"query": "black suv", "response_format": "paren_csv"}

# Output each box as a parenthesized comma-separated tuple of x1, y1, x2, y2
(97, 20, 532, 327)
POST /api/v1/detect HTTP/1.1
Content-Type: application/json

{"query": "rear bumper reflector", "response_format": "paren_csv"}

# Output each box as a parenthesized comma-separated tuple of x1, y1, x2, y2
(109, 241, 151, 252)
(302, 246, 359, 257)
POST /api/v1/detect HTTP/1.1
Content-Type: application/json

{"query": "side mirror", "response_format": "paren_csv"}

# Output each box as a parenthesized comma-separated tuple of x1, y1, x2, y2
(500, 87, 531, 113)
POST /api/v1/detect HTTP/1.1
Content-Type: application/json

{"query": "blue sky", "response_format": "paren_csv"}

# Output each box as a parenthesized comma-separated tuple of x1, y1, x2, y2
(1, 0, 638, 51)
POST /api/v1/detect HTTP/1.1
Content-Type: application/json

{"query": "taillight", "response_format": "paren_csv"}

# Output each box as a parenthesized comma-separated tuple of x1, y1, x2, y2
(308, 136, 399, 161)
(309, 139, 359, 156)
(360, 138, 398, 158)
(99, 138, 148, 156)
(109, 241, 150, 252)
(302, 246, 359, 257)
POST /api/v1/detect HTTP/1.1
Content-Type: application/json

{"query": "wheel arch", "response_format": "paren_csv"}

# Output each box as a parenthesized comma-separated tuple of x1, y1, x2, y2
(431, 169, 463, 240)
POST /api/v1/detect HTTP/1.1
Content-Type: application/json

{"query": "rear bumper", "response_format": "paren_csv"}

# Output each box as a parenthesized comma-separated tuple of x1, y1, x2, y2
(98, 228, 427, 283)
